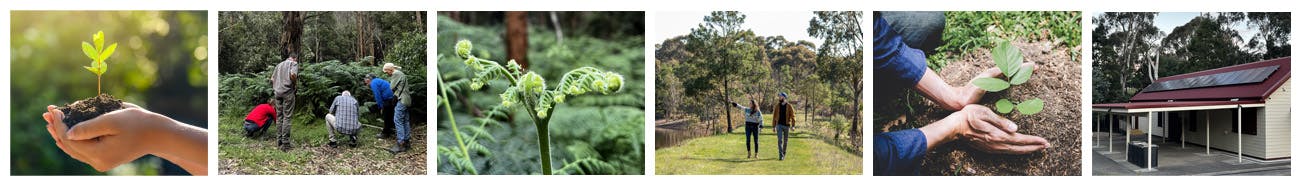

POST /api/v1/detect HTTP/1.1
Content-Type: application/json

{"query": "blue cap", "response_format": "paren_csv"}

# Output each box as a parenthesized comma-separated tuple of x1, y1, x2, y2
(779, 92, 787, 98)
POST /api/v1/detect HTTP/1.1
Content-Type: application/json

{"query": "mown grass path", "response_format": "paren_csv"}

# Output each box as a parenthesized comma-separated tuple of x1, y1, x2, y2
(655, 129, 862, 175)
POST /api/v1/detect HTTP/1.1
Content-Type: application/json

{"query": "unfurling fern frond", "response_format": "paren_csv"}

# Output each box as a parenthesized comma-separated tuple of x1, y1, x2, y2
(454, 39, 627, 175)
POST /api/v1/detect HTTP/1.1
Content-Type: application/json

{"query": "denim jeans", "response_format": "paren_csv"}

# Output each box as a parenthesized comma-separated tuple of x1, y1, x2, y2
(394, 103, 411, 143)
(878, 11, 946, 53)
(776, 125, 790, 160)
(744, 122, 760, 154)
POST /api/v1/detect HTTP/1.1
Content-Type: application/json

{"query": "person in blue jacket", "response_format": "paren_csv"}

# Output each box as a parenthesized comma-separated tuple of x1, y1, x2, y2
(365, 74, 397, 139)
(873, 11, 1050, 176)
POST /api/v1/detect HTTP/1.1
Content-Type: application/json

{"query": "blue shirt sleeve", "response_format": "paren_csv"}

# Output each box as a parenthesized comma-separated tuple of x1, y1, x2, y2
(874, 13, 928, 88)
(873, 129, 928, 176)
(370, 80, 388, 108)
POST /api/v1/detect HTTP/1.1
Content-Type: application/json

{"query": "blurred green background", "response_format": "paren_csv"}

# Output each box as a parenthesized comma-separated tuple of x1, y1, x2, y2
(10, 11, 208, 175)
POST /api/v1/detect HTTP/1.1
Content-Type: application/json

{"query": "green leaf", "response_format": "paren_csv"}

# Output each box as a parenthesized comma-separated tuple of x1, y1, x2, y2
(992, 40, 1023, 76)
(94, 31, 105, 52)
(995, 99, 1014, 113)
(99, 43, 117, 62)
(1009, 63, 1034, 85)
(89, 60, 106, 76)
(81, 42, 98, 60)
(972, 77, 1010, 92)
(1016, 98, 1045, 115)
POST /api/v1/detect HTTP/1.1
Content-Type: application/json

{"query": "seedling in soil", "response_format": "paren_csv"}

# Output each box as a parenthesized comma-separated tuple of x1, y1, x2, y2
(60, 31, 125, 128)
(972, 40, 1044, 115)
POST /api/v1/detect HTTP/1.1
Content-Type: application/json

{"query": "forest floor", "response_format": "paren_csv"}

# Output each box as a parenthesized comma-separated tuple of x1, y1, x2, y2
(217, 115, 427, 175)
(876, 40, 1082, 175)
(655, 128, 863, 175)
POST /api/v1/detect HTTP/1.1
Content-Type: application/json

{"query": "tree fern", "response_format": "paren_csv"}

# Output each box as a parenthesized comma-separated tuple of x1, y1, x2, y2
(454, 40, 625, 175)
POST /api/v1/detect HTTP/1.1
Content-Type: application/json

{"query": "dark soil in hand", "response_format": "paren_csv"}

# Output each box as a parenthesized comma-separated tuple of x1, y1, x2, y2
(58, 93, 125, 128)
(875, 40, 1082, 175)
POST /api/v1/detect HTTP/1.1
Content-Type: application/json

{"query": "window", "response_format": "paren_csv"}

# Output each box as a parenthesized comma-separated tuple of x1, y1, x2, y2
(1231, 108, 1259, 135)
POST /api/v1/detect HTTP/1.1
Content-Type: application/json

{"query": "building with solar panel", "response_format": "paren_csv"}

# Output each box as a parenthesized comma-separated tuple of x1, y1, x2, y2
(1092, 57, 1290, 172)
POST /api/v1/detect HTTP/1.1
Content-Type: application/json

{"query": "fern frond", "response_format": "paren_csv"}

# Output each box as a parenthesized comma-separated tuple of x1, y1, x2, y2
(555, 158, 618, 175)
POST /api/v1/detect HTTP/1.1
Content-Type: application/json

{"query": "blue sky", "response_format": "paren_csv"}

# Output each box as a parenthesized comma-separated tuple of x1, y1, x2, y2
(654, 11, 822, 46)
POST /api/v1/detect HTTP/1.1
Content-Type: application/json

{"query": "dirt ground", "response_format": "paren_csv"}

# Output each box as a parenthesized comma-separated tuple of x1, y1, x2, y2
(877, 40, 1082, 175)
(217, 115, 427, 175)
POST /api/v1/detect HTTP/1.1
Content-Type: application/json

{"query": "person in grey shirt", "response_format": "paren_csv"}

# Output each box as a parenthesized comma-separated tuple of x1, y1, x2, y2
(271, 53, 299, 151)
(327, 90, 361, 148)
(384, 62, 412, 154)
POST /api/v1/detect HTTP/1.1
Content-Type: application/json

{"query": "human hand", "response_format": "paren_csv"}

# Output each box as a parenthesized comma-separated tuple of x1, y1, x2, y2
(42, 103, 168, 171)
(954, 105, 1050, 154)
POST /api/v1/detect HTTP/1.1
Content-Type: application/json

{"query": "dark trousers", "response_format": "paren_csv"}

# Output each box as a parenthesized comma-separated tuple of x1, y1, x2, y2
(379, 99, 397, 136)
(244, 119, 270, 138)
(744, 123, 760, 154)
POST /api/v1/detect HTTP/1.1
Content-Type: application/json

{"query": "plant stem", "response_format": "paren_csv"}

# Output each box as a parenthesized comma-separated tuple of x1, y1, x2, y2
(97, 76, 102, 95)
(438, 71, 474, 174)
(536, 117, 552, 175)
(523, 94, 553, 175)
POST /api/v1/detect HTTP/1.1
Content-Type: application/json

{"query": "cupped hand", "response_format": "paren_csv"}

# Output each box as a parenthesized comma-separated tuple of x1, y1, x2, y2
(956, 105, 1050, 155)
(43, 103, 166, 172)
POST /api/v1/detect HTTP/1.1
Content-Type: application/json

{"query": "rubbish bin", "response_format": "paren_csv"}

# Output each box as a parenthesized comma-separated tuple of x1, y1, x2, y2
(1127, 142, 1159, 168)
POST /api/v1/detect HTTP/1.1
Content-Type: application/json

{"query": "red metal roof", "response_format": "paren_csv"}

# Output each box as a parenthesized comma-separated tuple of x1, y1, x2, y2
(1093, 100, 1262, 109)
(1094, 57, 1290, 110)
(1130, 57, 1291, 102)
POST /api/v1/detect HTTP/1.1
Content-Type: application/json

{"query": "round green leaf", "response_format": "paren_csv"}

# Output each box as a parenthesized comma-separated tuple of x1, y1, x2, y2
(995, 99, 1014, 113)
(1016, 98, 1045, 115)
(972, 77, 1010, 92)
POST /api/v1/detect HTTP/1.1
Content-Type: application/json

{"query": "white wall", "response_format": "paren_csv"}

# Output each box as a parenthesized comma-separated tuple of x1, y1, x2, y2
(1262, 80, 1290, 159)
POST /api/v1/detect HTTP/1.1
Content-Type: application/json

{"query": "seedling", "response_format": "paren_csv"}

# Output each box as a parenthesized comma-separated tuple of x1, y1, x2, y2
(452, 40, 624, 175)
(972, 40, 1044, 115)
(59, 31, 125, 128)
(81, 31, 118, 95)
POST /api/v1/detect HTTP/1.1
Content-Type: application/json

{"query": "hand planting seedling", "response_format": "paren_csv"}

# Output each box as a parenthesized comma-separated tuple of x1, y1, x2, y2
(59, 31, 125, 128)
(452, 40, 625, 175)
(972, 40, 1043, 115)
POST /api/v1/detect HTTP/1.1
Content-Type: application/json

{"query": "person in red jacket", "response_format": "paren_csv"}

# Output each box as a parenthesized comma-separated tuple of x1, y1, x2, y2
(244, 98, 276, 138)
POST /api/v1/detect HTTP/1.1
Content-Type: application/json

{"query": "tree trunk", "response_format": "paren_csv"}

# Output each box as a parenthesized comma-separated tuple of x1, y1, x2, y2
(281, 11, 305, 59)
(416, 12, 425, 33)
(724, 79, 733, 133)
(505, 11, 529, 69)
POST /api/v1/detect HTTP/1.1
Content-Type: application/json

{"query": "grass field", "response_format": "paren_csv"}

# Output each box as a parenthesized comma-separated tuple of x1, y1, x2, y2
(655, 120, 862, 175)
(217, 114, 426, 175)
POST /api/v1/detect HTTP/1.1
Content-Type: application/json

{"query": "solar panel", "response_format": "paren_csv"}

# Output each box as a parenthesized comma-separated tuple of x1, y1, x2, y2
(1141, 65, 1279, 92)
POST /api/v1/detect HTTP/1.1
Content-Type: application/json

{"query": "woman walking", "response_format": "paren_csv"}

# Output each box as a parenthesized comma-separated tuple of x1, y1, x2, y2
(731, 99, 763, 159)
